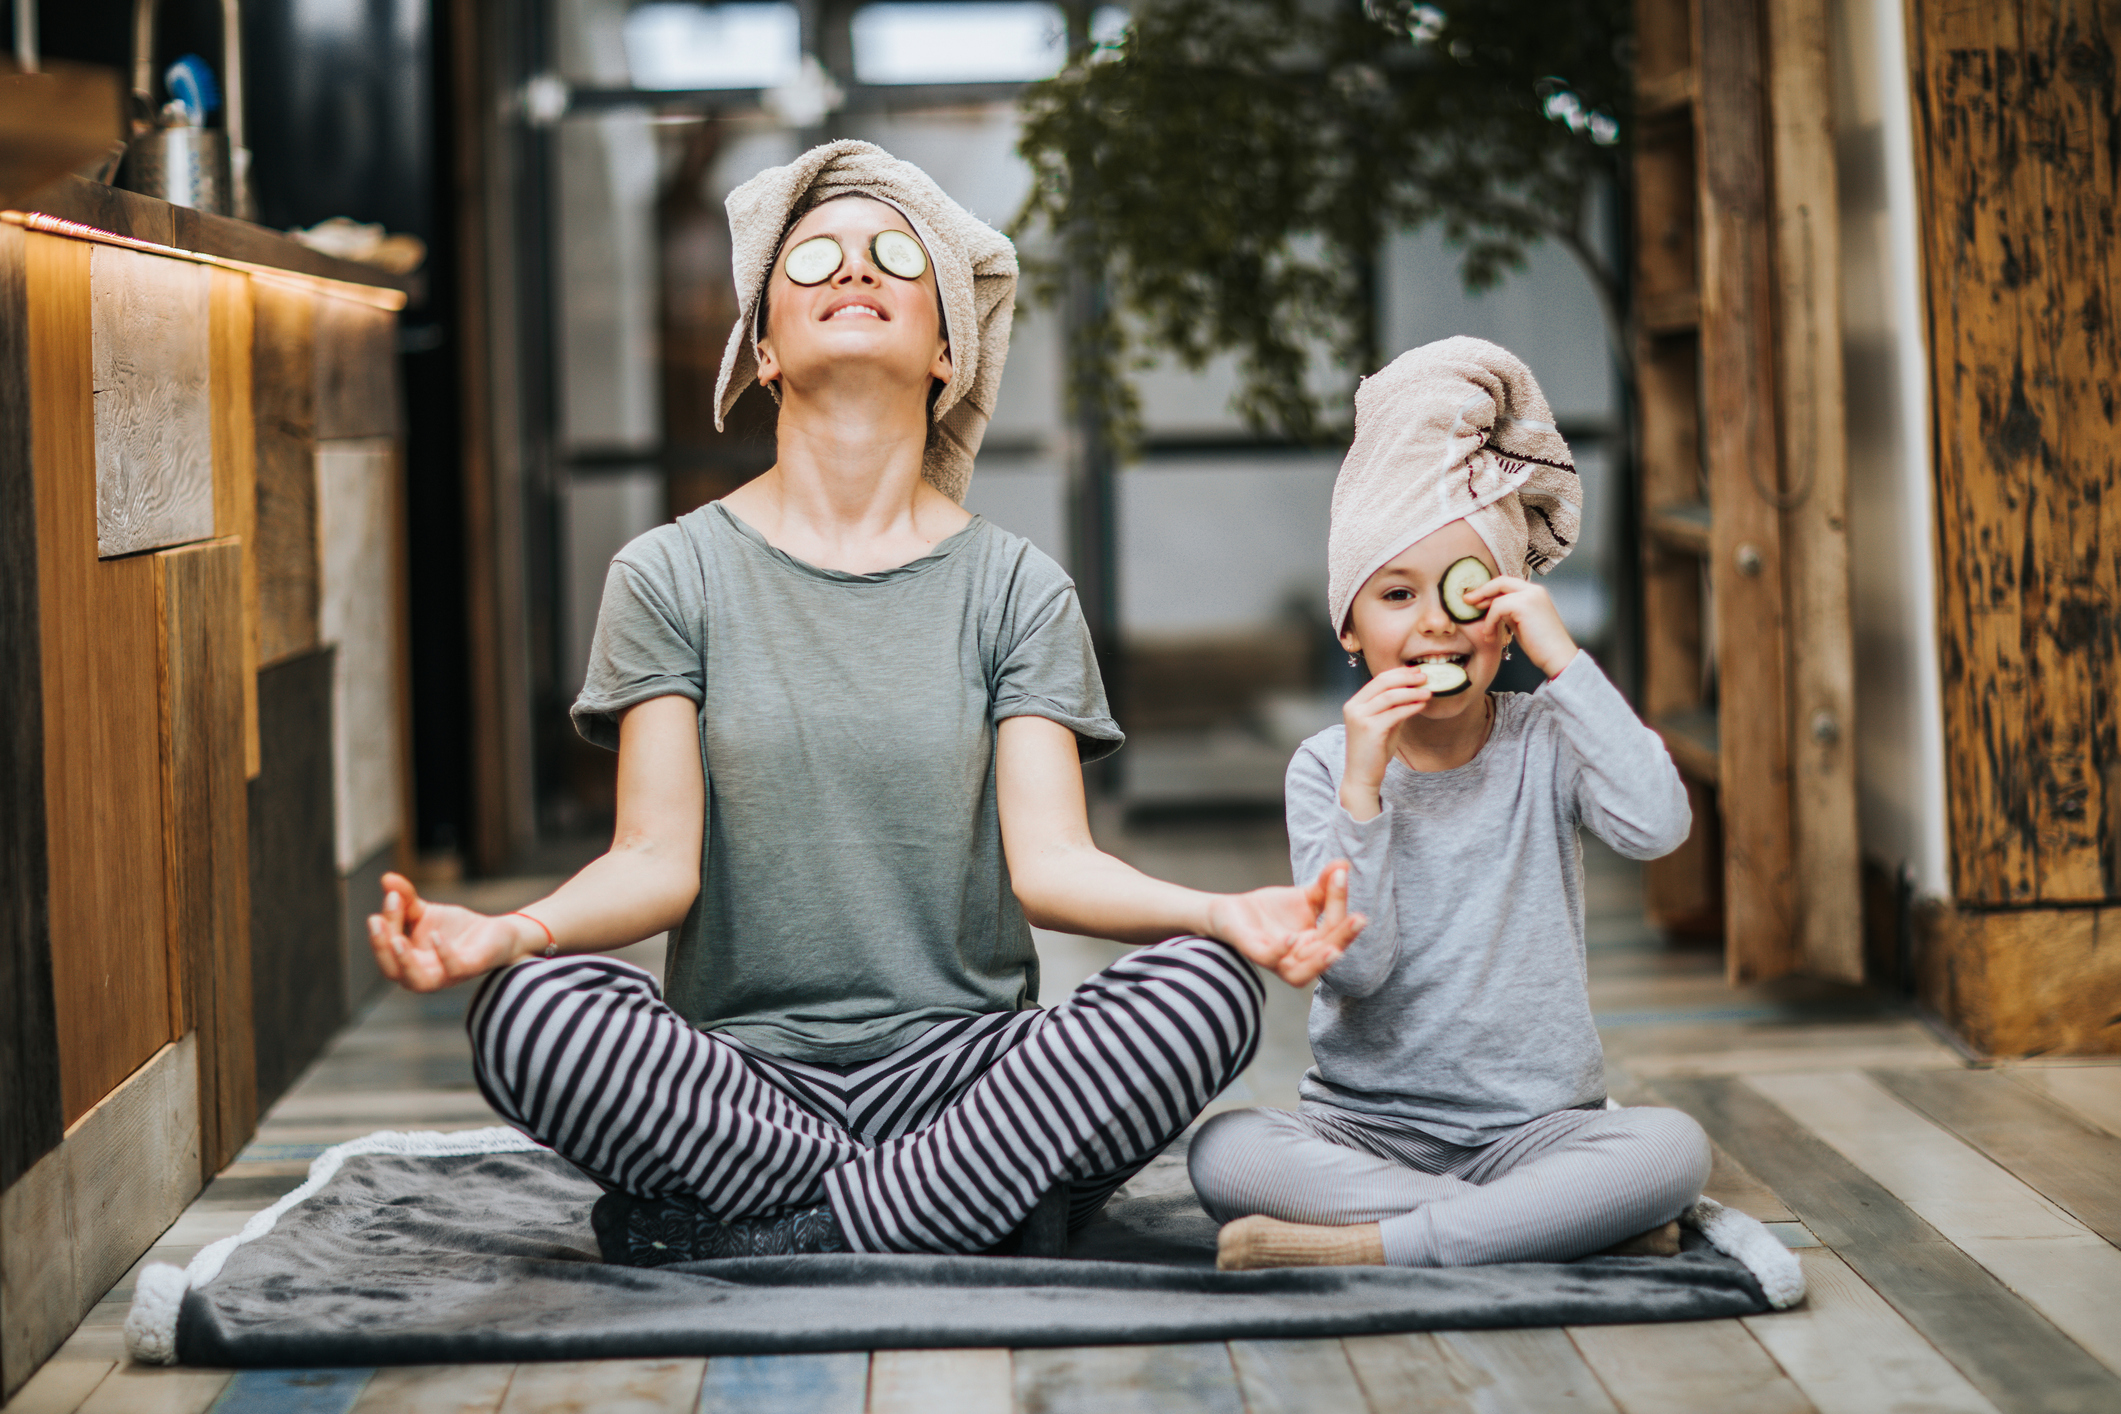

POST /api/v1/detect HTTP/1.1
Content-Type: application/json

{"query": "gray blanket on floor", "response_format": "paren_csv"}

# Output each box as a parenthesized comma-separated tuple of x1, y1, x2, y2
(172, 1143, 1768, 1365)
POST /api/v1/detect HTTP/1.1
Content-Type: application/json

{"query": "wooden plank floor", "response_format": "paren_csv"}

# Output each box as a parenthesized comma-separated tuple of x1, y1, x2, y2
(9, 825, 2120, 1414)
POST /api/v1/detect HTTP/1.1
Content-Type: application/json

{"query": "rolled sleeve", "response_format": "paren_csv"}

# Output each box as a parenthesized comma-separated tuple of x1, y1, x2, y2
(570, 555, 705, 751)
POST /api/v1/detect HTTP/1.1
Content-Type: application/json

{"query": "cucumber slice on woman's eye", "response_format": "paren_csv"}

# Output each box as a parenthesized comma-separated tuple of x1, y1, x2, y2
(785, 235, 844, 286)
(1420, 661, 1472, 696)
(871, 228, 928, 280)
(1441, 556, 1493, 623)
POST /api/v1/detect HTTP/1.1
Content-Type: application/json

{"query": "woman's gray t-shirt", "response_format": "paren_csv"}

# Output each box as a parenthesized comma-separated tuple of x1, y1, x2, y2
(572, 502, 1122, 1064)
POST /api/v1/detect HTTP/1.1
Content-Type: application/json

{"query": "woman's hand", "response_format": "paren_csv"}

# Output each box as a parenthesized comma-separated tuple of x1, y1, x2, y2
(1462, 575, 1578, 679)
(1340, 666, 1431, 821)
(367, 871, 541, 993)
(1203, 861, 1364, 988)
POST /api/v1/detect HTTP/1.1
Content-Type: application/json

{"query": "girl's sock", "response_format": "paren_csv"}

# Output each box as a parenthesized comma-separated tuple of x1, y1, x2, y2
(1215, 1215, 1386, 1270)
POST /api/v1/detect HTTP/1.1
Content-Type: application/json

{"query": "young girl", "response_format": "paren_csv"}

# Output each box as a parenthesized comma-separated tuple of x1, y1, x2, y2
(1189, 337, 1715, 1272)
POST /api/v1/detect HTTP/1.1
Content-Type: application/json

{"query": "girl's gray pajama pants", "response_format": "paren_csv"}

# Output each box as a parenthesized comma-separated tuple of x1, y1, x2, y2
(1187, 1101, 1712, 1266)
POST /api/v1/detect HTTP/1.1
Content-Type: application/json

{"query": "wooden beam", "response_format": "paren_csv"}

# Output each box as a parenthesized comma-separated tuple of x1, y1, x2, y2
(1914, 901, 2121, 1057)
(0, 220, 61, 1193)
(1698, 0, 1799, 981)
(1906, 0, 2121, 905)
(1765, 0, 1861, 981)
(251, 277, 320, 669)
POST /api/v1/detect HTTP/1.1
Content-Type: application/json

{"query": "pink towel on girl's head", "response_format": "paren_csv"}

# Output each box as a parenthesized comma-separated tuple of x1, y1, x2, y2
(1327, 337, 1581, 631)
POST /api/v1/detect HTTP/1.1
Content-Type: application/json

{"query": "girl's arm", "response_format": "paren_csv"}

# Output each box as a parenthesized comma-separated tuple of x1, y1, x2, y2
(1287, 742, 1402, 998)
(366, 695, 705, 992)
(995, 715, 1361, 988)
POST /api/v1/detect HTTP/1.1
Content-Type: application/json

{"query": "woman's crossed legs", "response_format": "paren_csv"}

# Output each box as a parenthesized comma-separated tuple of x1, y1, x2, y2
(1188, 1102, 1710, 1266)
(468, 936, 1264, 1255)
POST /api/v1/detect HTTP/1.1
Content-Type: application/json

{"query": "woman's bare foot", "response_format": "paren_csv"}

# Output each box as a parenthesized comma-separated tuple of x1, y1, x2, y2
(1597, 1220, 1681, 1257)
(1216, 1215, 1386, 1271)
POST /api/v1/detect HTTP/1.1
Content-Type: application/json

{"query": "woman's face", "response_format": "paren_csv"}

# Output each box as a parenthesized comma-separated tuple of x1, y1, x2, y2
(755, 196, 952, 402)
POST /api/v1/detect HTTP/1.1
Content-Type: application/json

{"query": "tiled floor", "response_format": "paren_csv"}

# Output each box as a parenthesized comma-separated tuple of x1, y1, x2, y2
(8, 819, 2121, 1413)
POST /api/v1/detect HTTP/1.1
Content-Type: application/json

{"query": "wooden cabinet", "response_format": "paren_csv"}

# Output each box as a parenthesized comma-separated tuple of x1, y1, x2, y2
(1631, 0, 1862, 984)
(0, 180, 412, 1398)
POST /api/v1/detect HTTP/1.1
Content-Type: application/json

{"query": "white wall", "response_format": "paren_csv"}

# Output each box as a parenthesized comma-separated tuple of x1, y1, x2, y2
(1832, 0, 1952, 900)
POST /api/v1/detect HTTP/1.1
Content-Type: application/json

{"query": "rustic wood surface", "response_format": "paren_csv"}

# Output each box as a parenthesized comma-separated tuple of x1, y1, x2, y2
(249, 279, 320, 669)
(11, 838, 2121, 1413)
(155, 541, 258, 1178)
(317, 441, 408, 875)
(1913, 903, 2121, 1056)
(314, 299, 402, 441)
(1907, 0, 2121, 906)
(87, 245, 213, 559)
(1764, 0, 1861, 984)
(207, 268, 261, 780)
(0, 220, 61, 1192)
(246, 648, 346, 1112)
(28, 230, 177, 1123)
(1698, 0, 1797, 982)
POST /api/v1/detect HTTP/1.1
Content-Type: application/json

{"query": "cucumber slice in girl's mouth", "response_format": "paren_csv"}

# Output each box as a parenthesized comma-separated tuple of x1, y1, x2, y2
(1441, 556, 1492, 623)
(1419, 661, 1471, 697)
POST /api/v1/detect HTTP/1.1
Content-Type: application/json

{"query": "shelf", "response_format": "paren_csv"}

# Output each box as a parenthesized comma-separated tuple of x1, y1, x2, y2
(1648, 501, 1712, 556)
(1639, 287, 1701, 335)
(1636, 68, 1698, 120)
(1656, 708, 1721, 784)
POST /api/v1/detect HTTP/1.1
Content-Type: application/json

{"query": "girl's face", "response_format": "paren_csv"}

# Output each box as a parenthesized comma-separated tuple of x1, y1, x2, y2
(1340, 518, 1511, 723)
(755, 196, 952, 402)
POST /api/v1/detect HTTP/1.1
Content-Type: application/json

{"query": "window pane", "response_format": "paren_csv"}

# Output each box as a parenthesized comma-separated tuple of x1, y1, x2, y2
(623, 3, 803, 90)
(851, 3, 1067, 84)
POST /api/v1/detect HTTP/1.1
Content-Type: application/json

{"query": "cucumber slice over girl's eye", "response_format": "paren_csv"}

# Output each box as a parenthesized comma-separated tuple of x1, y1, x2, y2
(1440, 556, 1493, 623)
(871, 228, 928, 280)
(784, 235, 844, 286)
(1420, 661, 1472, 696)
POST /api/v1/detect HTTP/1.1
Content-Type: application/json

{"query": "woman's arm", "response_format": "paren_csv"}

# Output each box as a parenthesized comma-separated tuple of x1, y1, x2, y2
(996, 715, 1361, 987)
(367, 694, 705, 992)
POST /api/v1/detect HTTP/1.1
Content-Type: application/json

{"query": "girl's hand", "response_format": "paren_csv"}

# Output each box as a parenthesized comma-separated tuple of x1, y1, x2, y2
(366, 871, 542, 992)
(1204, 861, 1364, 987)
(1340, 666, 1431, 821)
(1463, 575, 1578, 679)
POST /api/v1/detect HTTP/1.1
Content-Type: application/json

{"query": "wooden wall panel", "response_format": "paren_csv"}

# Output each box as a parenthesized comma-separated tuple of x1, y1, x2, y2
(209, 268, 262, 779)
(88, 246, 213, 558)
(252, 279, 320, 668)
(249, 647, 345, 1111)
(1916, 904, 2121, 1057)
(157, 541, 257, 1176)
(0, 222, 62, 1191)
(317, 440, 407, 874)
(0, 1035, 200, 1400)
(1766, 0, 1861, 980)
(315, 296, 401, 440)
(1908, 1, 2121, 905)
(27, 231, 176, 1124)
(1699, 0, 1798, 981)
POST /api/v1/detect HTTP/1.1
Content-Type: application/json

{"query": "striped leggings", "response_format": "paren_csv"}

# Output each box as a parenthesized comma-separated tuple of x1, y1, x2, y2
(468, 936, 1263, 1255)
(1188, 1103, 1710, 1265)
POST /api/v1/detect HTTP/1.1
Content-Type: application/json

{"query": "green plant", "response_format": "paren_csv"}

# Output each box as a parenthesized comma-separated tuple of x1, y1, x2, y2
(1015, 0, 1632, 450)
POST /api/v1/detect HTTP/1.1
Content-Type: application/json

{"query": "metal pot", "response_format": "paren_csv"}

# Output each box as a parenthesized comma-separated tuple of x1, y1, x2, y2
(119, 125, 232, 214)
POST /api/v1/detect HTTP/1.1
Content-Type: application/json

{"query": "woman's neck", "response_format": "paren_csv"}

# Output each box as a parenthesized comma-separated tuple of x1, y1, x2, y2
(722, 379, 970, 574)
(1390, 694, 1495, 773)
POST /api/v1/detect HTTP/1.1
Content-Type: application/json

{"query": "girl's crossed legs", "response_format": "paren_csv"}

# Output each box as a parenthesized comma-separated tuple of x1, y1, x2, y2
(1188, 1102, 1710, 1266)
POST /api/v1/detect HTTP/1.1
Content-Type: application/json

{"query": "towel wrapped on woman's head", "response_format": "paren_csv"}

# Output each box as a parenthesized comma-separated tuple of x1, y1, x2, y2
(713, 139, 1019, 504)
(1327, 336, 1582, 632)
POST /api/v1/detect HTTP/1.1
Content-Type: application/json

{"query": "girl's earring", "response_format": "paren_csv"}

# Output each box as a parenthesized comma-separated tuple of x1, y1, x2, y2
(1503, 642, 1514, 662)
(1346, 652, 1361, 668)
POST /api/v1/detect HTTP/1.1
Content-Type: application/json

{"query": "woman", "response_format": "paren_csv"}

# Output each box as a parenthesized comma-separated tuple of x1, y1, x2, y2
(367, 142, 1359, 1265)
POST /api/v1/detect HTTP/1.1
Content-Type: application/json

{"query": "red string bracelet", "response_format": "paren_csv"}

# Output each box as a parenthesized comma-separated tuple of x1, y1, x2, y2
(510, 911, 557, 957)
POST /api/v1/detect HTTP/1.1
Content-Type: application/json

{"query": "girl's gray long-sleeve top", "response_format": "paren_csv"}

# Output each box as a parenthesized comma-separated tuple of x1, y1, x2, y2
(1286, 652, 1690, 1147)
